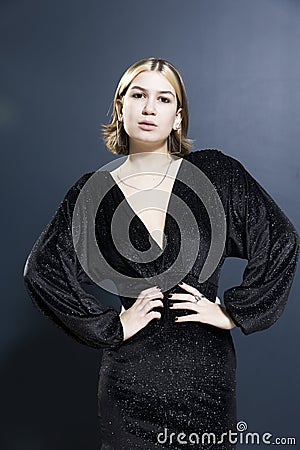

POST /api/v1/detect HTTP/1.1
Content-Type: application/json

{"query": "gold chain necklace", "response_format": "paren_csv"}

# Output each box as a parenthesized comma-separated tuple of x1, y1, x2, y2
(115, 157, 174, 191)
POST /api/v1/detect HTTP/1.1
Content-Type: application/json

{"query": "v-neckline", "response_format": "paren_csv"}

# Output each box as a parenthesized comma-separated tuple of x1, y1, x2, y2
(106, 157, 185, 252)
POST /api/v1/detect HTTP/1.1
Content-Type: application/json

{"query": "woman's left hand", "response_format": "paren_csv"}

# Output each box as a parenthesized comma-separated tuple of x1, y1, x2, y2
(169, 281, 236, 330)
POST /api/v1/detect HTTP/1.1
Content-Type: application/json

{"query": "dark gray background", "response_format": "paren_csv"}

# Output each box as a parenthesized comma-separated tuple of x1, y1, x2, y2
(1, 0, 299, 449)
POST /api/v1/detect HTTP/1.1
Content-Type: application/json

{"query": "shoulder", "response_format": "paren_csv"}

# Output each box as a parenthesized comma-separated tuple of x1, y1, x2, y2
(57, 171, 98, 214)
(188, 148, 244, 166)
(63, 171, 95, 200)
(72, 171, 96, 190)
(61, 169, 115, 212)
(187, 149, 248, 181)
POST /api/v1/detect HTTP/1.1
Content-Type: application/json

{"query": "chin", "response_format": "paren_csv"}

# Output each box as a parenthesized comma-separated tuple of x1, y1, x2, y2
(129, 134, 167, 148)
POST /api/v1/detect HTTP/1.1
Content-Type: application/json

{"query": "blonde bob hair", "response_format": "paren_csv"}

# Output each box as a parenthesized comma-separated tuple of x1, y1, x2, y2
(102, 57, 193, 157)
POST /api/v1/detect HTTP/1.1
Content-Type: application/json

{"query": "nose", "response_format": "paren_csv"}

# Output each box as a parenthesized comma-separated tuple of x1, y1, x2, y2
(142, 97, 156, 115)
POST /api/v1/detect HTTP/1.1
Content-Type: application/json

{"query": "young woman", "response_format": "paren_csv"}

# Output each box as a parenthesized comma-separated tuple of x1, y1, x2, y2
(23, 57, 300, 449)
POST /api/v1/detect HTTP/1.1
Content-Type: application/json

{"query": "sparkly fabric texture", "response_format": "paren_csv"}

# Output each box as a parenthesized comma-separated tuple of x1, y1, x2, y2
(23, 149, 300, 450)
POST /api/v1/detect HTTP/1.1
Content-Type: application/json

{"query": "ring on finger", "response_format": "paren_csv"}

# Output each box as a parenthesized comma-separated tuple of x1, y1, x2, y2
(194, 294, 205, 304)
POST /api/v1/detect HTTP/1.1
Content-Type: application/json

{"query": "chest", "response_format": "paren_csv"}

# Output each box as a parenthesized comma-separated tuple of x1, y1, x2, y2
(119, 185, 175, 250)
(109, 162, 182, 251)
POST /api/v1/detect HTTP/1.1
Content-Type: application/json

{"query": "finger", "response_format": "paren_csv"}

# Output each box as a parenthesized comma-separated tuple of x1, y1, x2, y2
(137, 290, 163, 303)
(169, 293, 195, 302)
(146, 310, 161, 321)
(145, 292, 164, 301)
(175, 313, 200, 322)
(137, 286, 161, 299)
(142, 298, 164, 313)
(137, 294, 163, 312)
(141, 285, 161, 294)
(178, 282, 200, 296)
(170, 302, 200, 312)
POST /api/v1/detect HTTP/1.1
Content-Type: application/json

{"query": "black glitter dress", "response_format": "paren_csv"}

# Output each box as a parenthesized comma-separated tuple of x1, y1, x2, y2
(23, 150, 300, 450)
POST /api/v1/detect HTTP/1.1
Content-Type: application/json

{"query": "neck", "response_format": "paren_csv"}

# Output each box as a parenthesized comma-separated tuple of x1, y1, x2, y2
(125, 139, 175, 172)
(128, 138, 168, 155)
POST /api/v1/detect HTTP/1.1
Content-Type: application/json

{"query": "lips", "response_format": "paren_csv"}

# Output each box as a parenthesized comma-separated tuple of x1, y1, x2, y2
(138, 121, 157, 126)
(138, 121, 157, 130)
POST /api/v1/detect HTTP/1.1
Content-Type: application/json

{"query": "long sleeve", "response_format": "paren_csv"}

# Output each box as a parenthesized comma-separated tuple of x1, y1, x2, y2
(222, 154, 300, 335)
(23, 172, 124, 349)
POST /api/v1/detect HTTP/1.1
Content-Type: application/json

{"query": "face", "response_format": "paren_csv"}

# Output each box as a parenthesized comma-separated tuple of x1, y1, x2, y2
(116, 71, 182, 151)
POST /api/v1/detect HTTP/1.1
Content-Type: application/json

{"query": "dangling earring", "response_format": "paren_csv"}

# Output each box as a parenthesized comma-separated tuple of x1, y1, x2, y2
(178, 126, 182, 154)
(116, 119, 121, 146)
(167, 134, 171, 153)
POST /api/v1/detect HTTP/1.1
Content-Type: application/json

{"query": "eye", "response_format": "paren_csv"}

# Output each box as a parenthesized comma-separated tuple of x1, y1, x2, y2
(132, 92, 144, 98)
(159, 97, 171, 103)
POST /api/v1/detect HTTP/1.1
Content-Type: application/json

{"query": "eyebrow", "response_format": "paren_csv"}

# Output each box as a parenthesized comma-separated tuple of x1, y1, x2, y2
(129, 85, 175, 98)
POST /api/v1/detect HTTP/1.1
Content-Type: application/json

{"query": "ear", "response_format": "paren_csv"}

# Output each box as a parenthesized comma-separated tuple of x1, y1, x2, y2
(173, 107, 182, 130)
(115, 99, 123, 121)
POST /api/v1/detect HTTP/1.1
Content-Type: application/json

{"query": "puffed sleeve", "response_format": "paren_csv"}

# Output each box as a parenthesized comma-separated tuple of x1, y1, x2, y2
(23, 172, 124, 349)
(222, 153, 300, 335)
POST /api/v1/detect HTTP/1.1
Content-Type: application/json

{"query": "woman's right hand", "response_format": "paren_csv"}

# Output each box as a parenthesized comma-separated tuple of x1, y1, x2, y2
(119, 286, 164, 341)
